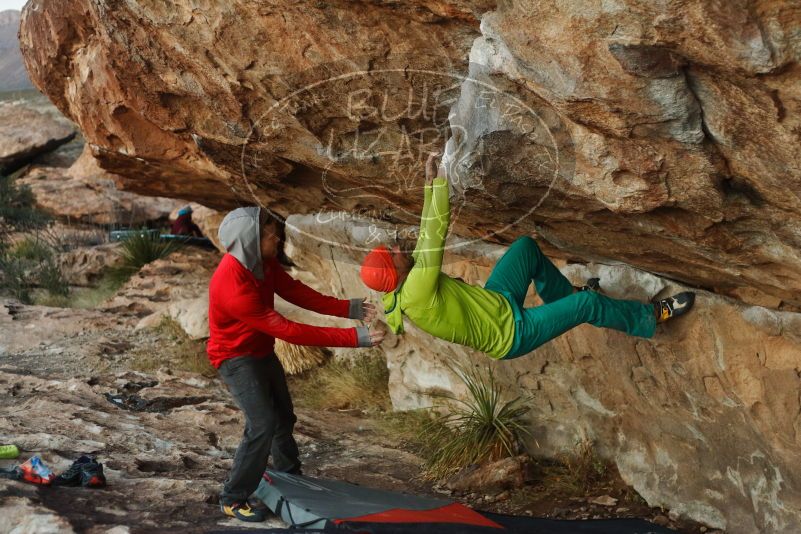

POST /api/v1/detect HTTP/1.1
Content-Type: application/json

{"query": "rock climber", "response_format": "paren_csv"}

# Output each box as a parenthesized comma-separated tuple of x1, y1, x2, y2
(170, 205, 203, 237)
(359, 153, 694, 360)
(208, 207, 385, 522)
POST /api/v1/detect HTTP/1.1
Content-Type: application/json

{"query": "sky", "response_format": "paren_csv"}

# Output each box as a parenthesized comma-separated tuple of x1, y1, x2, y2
(0, 0, 25, 11)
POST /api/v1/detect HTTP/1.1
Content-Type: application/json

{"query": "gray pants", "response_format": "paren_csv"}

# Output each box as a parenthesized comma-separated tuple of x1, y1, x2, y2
(218, 355, 301, 505)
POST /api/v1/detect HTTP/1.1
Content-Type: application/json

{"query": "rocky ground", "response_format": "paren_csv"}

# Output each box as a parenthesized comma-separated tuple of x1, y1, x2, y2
(0, 248, 715, 534)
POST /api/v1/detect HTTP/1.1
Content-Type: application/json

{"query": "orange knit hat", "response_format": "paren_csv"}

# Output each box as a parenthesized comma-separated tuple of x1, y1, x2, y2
(360, 246, 399, 293)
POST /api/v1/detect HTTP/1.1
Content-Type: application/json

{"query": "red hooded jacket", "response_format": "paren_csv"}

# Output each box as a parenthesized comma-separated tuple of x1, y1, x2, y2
(207, 253, 359, 368)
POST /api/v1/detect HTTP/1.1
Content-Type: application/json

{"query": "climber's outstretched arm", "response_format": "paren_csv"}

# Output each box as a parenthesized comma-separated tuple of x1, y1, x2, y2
(406, 153, 449, 302)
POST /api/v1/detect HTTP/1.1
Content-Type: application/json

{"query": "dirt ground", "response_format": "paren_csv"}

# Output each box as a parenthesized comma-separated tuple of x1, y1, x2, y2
(0, 295, 717, 533)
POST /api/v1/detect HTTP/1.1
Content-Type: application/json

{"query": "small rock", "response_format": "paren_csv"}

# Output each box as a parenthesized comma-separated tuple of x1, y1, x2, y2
(615, 507, 630, 514)
(496, 490, 510, 501)
(444, 455, 529, 492)
(668, 509, 680, 521)
(700, 527, 707, 533)
(590, 495, 618, 507)
(652, 514, 670, 526)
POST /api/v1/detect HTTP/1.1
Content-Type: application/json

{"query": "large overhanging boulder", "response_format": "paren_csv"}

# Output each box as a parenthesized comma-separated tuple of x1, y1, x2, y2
(18, 0, 801, 308)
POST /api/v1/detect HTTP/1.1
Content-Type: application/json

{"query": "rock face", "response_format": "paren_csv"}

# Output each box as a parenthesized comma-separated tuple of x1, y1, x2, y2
(102, 247, 218, 340)
(0, 10, 33, 92)
(0, 101, 75, 173)
(284, 212, 801, 533)
(16, 0, 801, 532)
(17, 0, 801, 308)
(19, 145, 183, 225)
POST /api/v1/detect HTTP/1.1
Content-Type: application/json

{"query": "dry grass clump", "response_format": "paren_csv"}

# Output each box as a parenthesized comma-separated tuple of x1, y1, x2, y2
(290, 351, 391, 412)
(549, 437, 611, 494)
(275, 339, 329, 375)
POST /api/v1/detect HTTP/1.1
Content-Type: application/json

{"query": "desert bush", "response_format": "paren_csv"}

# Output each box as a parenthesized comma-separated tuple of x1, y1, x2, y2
(108, 230, 183, 284)
(0, 237, 69, 303)
(275, 339, 329, 375)
(419, 364, 531, 480)
(0, 170, 49, 236)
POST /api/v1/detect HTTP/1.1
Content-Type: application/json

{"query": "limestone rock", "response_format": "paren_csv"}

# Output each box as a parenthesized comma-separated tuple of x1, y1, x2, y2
(283, 211, 801, 534)
(445, 455, 530, 492)
(590, 495, 618, 507)
(19, 145, 183, 225)
(18, 0, 801, 307)
(105, 248, 217, 338)
(57, 242, 122, 287)
(0, 101, 75, 174)
(0, 496, 75, 534)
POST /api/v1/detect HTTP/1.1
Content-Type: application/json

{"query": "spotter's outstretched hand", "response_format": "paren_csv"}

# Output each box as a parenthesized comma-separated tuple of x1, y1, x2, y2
(367, 323, 386, 346)
(362, 301, 377, 323)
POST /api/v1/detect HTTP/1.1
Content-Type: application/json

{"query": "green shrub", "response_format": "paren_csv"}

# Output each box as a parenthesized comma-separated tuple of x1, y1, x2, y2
(0, 237, 69, 303)
(0, 254, 34, 302)
(108, 231, 183, 284)
(0, 170, 49, 234)
(13, 237, 52, 261)
(419, 364, 531, 480)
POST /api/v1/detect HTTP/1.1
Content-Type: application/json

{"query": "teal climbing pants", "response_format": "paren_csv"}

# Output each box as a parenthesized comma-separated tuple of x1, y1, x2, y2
(484, 237, 657, 359)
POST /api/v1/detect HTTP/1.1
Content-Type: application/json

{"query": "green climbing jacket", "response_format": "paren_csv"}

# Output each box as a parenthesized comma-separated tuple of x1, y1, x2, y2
(382, 178, 516, 358)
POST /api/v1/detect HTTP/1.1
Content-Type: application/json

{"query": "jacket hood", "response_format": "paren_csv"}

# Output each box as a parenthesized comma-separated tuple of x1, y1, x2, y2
(218, 207, 265, 280)
(382, 288, 405, 334)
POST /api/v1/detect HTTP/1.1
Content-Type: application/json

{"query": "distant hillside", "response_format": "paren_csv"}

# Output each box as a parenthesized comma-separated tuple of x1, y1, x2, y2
(0, 10, 33, 92)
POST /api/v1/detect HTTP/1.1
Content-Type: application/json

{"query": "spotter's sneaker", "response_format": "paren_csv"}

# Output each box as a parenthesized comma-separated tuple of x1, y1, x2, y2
(52, 456, 92, 487)
(54, 455, 106, 488)
(80, 457, 106, 488)
(221, 502, 266, 522)
(655, 292, 696, 323)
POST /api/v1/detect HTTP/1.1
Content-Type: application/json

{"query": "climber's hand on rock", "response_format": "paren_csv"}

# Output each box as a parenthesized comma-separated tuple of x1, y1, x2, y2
(425, 151, 441, 185)
(368, 323, 386, 346)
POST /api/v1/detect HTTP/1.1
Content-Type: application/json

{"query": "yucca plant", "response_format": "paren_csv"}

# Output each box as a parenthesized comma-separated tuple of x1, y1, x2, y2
(420, 364, 532, 480)
(109, 230, 183, 283)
